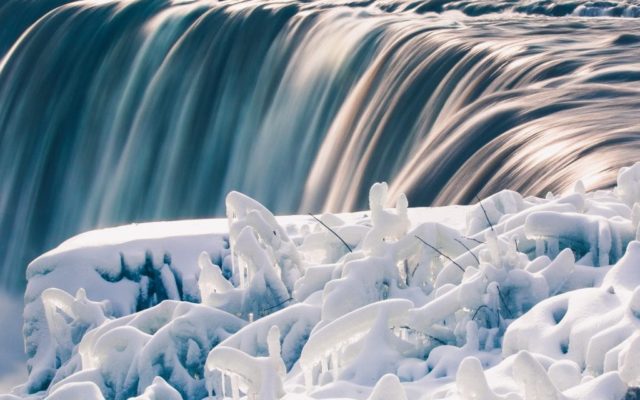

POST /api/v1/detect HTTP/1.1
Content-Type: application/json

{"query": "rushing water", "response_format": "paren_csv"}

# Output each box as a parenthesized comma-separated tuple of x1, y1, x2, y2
(1, 0, 640, 291)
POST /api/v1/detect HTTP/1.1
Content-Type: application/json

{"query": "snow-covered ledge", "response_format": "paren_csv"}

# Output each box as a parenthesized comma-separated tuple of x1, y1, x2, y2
(10, 165, 640, 399)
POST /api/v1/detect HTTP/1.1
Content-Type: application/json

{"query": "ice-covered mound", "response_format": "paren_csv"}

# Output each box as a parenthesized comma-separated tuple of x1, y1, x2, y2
(21, 220, 232, 394)
(25, 296, 245, 400)
(8, 165, 640, 399)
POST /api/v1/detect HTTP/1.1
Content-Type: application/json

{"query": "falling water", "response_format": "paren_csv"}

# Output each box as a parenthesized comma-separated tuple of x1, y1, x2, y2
(1, 0, 640, 290)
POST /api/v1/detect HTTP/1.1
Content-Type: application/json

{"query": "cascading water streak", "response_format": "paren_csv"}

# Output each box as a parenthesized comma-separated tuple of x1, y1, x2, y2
(1, 0, 640, 291)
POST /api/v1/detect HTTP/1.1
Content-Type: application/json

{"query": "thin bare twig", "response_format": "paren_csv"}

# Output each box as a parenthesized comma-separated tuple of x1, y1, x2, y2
(415, 235, 465, 273)
(425, 334, 446, 345)
(496, 285, 513, 319)
(260, 297, 293, 314)
(475, 195, 494, 233)
(411, 262, 420, 278)
(455, 238, 479, 264)
(464, 236, 485, 245)
(399, 326, 446, 345)
(471, 304, 493, 322)
(308, 213, 352, 253)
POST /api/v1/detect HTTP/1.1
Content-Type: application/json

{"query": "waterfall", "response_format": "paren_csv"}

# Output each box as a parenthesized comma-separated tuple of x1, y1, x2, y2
(1, 0, 640, 290)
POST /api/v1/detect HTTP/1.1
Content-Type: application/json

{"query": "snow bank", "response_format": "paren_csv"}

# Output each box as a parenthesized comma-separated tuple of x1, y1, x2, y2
(7, 165, 640, 399)
(39, 300, 244, 400)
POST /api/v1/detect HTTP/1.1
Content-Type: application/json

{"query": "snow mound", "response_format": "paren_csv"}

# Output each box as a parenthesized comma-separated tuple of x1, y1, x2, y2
(9, 164, 640, 399)
(41, 300, 243, 400)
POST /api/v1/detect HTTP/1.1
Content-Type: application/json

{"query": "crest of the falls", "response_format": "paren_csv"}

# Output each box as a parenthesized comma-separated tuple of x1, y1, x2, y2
(1, 0, 640, 290)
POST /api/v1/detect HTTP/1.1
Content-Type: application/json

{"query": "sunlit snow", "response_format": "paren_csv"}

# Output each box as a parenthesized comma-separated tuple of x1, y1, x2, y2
(5, 164, 640, 399)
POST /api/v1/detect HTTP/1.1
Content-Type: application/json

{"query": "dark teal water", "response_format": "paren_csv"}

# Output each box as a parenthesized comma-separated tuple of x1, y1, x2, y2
(1, 0, 640, 291)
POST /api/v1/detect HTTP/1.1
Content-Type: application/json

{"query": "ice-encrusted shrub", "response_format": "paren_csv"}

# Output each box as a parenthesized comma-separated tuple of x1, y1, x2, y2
(206, 325, 287, 399)
(615, 162, 640, 206)
(299, 299, 415, 387)
(199, 173, 640, 398)
(23, 288, 109, 394)
(361, 182, 410, 252)
(199, 191, 308, 320)
(202, 302, 321, 379)
(504, 241, 640, 383)
(466, 190, 526, 235)
(22, 225, 230, 394)
(14, 165, 640, 400)
(47, 301, 244, 400)
(226, 191, 303, 294)
(525, 211, 634, 266)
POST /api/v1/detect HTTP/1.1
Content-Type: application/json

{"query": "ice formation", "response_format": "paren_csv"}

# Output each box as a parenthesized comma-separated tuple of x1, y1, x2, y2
(6, 164, 640, 399)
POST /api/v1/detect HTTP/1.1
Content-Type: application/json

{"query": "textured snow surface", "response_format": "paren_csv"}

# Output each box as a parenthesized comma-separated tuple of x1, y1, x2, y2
(6, 165, 640, 399)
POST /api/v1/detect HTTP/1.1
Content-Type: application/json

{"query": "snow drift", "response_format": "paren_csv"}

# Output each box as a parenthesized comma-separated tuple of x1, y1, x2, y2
(6, 164, 640, 399)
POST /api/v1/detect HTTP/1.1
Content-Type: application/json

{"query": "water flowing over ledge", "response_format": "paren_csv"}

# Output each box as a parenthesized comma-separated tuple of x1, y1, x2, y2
(2, 0, 640, 293)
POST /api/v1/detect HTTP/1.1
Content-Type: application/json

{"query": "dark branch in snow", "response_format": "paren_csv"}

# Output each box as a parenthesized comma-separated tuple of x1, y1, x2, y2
(414, 235, 465, 273)
(260, 297, 293, 314)
(476, 195, 494, 232)
(471, 304, 494, 322)
(496, 285, 514, 319)
(308, 213, 353, 253)
(399, 325, 446, 345)
(454, 238, 479, 264)
(464, 236, 485, 245)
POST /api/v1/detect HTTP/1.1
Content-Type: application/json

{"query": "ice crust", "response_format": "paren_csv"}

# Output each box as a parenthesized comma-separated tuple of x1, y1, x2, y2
(7, 164, 640, 399)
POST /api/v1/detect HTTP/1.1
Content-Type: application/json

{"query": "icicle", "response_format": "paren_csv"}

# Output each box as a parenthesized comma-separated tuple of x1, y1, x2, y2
(321, 358, 328, 377)
(547, 238, 559, 259)
(304, 366, 314, 390)
(267, 325, 286, 378)
(463, 321, 480, 352)
(632, 203, 640, 230)
(486, 282, 500, 312)
(221, 372, 227, 399)
(598, 221, 612, 266)
(536, 239, 544, 258)
(331, 350, 340, 381)
(198, 251, 233, 299)
(186, 339, 201, 374)
(486, 231, 500, 264)
(231, 373, 240, 400)
(630, 287, 640, 319)
(238, 259, 246, 289)
(158, 263, 179, 300)
(205, 369, 214, 399)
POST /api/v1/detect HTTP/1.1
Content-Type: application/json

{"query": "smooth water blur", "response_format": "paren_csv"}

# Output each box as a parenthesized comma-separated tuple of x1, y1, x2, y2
(1, 0, 640, 291)
(0, 291, 27, 392)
